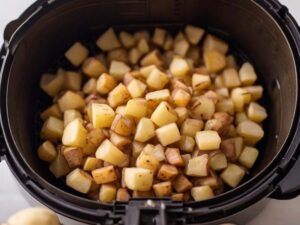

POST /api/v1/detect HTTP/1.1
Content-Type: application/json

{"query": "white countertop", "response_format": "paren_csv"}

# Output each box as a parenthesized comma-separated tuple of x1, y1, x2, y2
(1, 0, 300, 224)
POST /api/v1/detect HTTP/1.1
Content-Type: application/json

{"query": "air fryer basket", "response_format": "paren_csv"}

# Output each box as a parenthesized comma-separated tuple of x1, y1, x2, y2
(1, 0, 300, 224)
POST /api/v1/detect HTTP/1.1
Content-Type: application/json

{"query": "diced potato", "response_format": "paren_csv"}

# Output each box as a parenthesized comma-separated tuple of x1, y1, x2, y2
(96, 73, 117, 95)
(109, 60, 131, 81)
(174, 38, 190, 56)
(136, 154, 160, 173)
(221, 164, 246, 188)
(96, 28, 121, 51)
(239, 62, 257, 86)
(216, 99, 234, 115)
(83, 157, 103, 171)
(134, 30, 150, 41)
(142, 144, 165, 162)
(237, 120, 264, 145)
(115, 105, 126, 116)
(57, 91, 85, 112)
(134, 118, 155, 142)
(231, 88, 252, 112)
(196, 131, 221, 151)
(132, 141, 146, 158)
(175, 107, 189, 125)
(119, 31, 136, 49)
(87, 128, 106, 147)
(165, 148, 184, 167)
(146, 68, 169, 90)
(187, 46, 200, 65)
(247, 102, 267, 123)
(145, 89, 170, 103)
(124, 167, 153, 191)
(152, 28, 167, 46)
(170, 57, 190, 77)
(173, 175, 192, 193)
(245, 86, 263, 101)
(83, 78, 97, 94)
(235, 112, 249, 125)
(40, 117, 64, 142)
(129, 48, 142, 65)
(91, 103, 115, 128)
(239, 146, 259, 168)
(63, 147, 83, 168)
(191, 186, 214, 201)
(124, 98, 147, 119)
(204, 50, 226, 73)
(185, 25, 205, 45)
(174, 32, 185, 43)
(107, 48, 129, 64)
(163, 35, 173, 50)
(226, 55, 238, 69)
(209, 152, 227, 171)
(215, 88, 229, 98)
(157, 164, 178, 181)
(139, 65, 157, 79)
(191, 97, 215, 120)
(127, 79, 146, 98)
(108, 83, 131, 108)
(92, 165, 117, 184)
(222, 68, 241, 88)
(205, 119, 225, 134)
(179, 136, 195, 152)
(220, 137, 243, 161)
(153, 181, 172, 197)
(181, 154, 192, 166)
(181, 118, 203, 137)
(110, 131, 131, 149)
(137, 38, 150, 54)
(172, 193, 184, 201)
(40, 73, 65, 97)
(37, 141, 57, 162)
(82, 57, 107, 78)
(66, 168, 92, 194)
(140, 50, 163, 67)
(62, 119, 87, 147)
(64, 109, 82, 127)
(117, 188, 130, 201)
(111, 114, 134, 136)
(99, 184, 117, 203)
(49, 150, 71, 178)
(40, 104, 62, 121)
(150, 101, 177, 127)
(65, 42, 89, 66)
(186, 154, 208, 177)
(192, 74, 211, 91)
(132, 190, 153, 198)
(171, 88, 191, 107)
(203, 34, 229, 54)
(214, 76, 225, 88)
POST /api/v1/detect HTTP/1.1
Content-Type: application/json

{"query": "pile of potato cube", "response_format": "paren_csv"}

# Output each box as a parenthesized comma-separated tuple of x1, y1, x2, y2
(38, 25, 267, 203)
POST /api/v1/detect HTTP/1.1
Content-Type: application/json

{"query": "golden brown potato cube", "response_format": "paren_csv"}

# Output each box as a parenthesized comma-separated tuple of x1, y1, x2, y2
(140, 65, 157, 78)
(63, 147, 83, 168)
(91, 103, 115, 128)
(57, 91, 85, 112)
(83, 157, 103, 171)
(96, 28, 121, 51)
(127, 79, 146, 98)
(185, 25, 205, 45)
(132, 141, 146, 158)
(196, 131, 221, 151)
(82, 57, 107, 78)
(186, 154, 208, 177)
(247, 102, 267, 123)
(235, 112, 249, 125)
(140, 50, 163, 67)
(142, 144, 165, 162)
(40, 73, 65, 97)
(204, 50, 226, 73)
(82, 78, 98, 94)
(96, 73, 117, 95)
(152, 28, 167, 46)
(108, 83, 131, 108)
(40, 116, 64, 142)
(124, 98, 147, 119)
(214, 112, 233, 126)
(157, 164, 179, 181)
(204, 119, 225, 135)
(63, 71, 82, 91)
(111, 114, 134, 136)
(117, 188, 130, 201)
(179, 136, 195, 152)
(136, 154, 160, 173)
(146, 68, 169, 90)
(216, 99, 234, 115)
(174, 37, 190, 56)
(239, 146, 259, 169)
(181, 118, 204, 137)
(226, 55, 238, 69)
(203, 34, 229, 54)
(192, 74, 211, 91)
(66, 168, 93, 194)
(37, 141, 57, 162)
(191, 186, 214, 201)
(110, 131, 131, 149)
(119, 31, 136, 49)
(245, 85, 263, 101)
(134, 118, 155, 142)
(153, 181, 172, 197)
(221, 137, 244, 161)
(99, 184, 117, 203)
(181, 154, 192, 166)
(137, 38, 149, 55)
(165, 148, 184, 167)
(237, 120, 264, 145)
(82, 143, 97, 155)
(215, 88, 229, 98)
(239, 62, 257, 86)
(134, 30, 150, 41)
(172, 193, 184, 201)
(145, 89, 170, 103)
(163, 35, 174, 50)
(62, 119, 87, 147)
(156, 123, 181, 146)
(107, 48, 129, 64)
(128, 48, 142, 65)
(227, 125, 237, 137)
(96, 139, 127, 166)
(170, 57, 190, 77)
(221, 164, 246, 188)
(214, 76, 225, 88)
(115, 105, 126, 116)
(209, 152, 227, 171)
(40, 104, 62, 121)
(132, 190, 153, 198)
(109, 60, 131, 81)
(171, 88, 191, 107)
(175, 107, 189, 125)
(231, 88, 252, 112)
(87, 128, 106, 147)
(92, 165, 117, 184)
(49, 150, 71, 178)
(64, 109, 82, 127)
(191, 97, 215, 120)
(151, 101, 177, 127)
(124, 168, 154, 191)
(65, 42, 89, 66)
(222, 68, 241, 88)
(173, 175, 192, 193)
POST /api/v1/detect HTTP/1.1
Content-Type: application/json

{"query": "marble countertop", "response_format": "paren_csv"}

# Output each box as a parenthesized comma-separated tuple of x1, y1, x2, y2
(0, 0, 300, 224)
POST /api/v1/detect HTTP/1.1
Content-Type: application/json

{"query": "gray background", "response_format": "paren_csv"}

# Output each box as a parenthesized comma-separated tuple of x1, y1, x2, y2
(0, 0, 300, 224)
